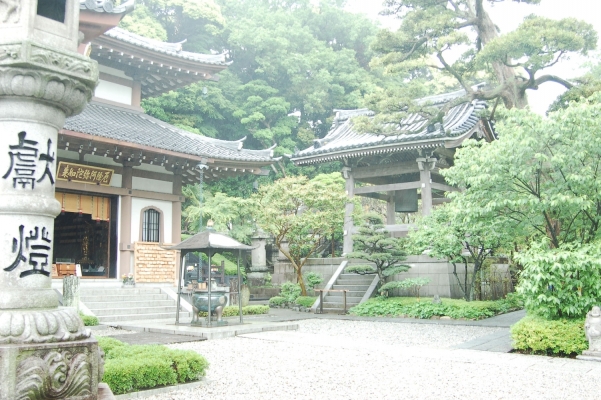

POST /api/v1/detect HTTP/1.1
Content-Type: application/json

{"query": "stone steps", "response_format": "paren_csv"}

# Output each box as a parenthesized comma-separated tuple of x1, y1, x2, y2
(317, 271, 375, 314)
(80, 287, 190, 323)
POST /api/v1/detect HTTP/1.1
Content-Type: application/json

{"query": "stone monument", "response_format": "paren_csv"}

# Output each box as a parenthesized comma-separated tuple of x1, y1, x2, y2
(0, 1, 101, 398)
(577, 305, 601, 362)
(248, 228, 270, 283)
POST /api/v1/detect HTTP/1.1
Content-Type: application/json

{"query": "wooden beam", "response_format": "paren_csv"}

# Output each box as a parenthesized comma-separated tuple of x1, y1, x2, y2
(431, 182, 460, 192)
(352, 162, 441, 179)
(353, 181, 421, 195)
(355, 192, 389, 201)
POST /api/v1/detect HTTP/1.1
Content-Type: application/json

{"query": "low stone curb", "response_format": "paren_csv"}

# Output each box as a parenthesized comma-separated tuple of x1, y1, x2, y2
(113, 379, 205, 399)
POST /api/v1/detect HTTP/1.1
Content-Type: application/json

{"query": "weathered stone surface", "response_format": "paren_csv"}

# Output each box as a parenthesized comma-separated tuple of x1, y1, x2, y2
(0, 307, 90, 345)
(0, 2, 100, 398)
(63, 276, 81, 311)
(578, 306, 601, 362)
(0, 337, 102, 400)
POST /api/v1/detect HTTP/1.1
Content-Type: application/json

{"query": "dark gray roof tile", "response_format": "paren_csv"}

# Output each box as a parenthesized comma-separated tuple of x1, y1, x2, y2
(292, 99, 488, 163)
(64, 102, 274, 163)
(103, 27, 227, 66)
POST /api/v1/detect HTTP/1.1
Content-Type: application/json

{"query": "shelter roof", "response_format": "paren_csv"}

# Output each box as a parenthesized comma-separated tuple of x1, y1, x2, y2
(165, 231, 255, 253)
(291, 94, 494, 165)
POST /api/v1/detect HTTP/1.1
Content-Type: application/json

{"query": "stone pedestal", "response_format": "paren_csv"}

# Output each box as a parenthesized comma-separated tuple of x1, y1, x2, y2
(0, 337, 102, 400)
(0, 1, 100, 398)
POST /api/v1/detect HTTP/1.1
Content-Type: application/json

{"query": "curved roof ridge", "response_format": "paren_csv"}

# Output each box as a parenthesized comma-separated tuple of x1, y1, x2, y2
(64, 102, 274, 163)
(80, 0, 135, 14)
(103, 27, 227, 65)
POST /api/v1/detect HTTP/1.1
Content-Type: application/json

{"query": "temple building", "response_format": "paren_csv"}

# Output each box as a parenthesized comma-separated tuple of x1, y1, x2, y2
(291, 89, 495, 254)
(51, 1, 275, 282)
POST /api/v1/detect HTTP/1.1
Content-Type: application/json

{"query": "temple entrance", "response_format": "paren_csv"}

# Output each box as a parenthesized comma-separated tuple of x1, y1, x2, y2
(53, 192, 117, 278)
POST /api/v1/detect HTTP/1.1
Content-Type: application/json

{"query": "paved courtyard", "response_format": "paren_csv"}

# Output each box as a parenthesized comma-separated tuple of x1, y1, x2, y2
(135, 318, 601, 400)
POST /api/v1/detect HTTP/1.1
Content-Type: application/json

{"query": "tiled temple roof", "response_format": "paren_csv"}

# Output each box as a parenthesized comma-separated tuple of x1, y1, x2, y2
(292, 96, 491, 165)
(80, 0, 135, 14)
(102, 27, 227, 66)
(64, 102, 274, 163)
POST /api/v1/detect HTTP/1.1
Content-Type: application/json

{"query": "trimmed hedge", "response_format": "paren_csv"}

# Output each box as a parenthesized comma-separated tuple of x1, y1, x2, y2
(80, 314, 99, 326)
(295, 296, 317, 308)
(269, 296, 287, 307)
(349, 296, 522, 320)
(97, 337, 208, 395)
(511, 315, 587, 356)
(198, 305, 269, 317)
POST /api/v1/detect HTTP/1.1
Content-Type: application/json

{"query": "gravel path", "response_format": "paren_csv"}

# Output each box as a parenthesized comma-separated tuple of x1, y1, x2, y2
(137, 319, 600, 400)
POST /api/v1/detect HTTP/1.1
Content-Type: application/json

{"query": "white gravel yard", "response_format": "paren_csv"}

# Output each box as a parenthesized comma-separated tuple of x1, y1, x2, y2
(137, 319, 601, 400)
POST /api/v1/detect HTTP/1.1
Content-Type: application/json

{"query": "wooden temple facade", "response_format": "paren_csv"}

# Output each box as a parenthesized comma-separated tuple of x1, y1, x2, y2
(291, 91, 495, 254)
(50, 1, 275, 282)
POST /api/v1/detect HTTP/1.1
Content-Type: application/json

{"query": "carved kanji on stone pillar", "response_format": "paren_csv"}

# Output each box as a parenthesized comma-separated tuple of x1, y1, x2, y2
(0, 1, 102, 399)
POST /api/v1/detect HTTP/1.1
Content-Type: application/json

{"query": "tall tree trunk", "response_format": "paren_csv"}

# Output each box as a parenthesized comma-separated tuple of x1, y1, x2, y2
(296, 266, 307, 296)
(474, 1, 528, 109)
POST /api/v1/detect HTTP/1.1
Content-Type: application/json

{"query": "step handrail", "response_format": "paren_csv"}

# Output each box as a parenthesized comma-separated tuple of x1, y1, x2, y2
(315, 289, 349, 314)
(311, 260, 348, 313)
(360, 274, 380, 304)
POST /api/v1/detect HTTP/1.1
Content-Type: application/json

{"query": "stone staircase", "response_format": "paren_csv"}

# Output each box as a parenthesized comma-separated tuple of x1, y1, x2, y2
(81, 287, 190, 324)
(317, 273, 376, 313)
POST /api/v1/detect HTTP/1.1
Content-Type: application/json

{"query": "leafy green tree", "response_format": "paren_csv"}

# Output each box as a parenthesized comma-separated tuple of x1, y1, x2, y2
(408, 204, 508, 301)
(346, 213, 410, 296)
(128, 0, 381, 157)
(436, 93, 601, 310)
(516, 241, 601, 319)
(358, 0, 597, 132)
(182, 185, 255, 244)
(444, 93, 601, 249)
(120, 0, 225, 51)
(548, 57, 601, 113)
(252, 174, 347, 295)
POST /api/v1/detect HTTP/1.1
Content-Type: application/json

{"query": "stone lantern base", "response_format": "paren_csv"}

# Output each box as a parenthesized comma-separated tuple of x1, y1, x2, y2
(0, 337, 102, 400)
(577, 350, 601, 362)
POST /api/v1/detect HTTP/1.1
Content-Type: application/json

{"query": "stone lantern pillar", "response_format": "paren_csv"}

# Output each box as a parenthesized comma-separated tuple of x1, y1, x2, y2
(0, 1, 100, 399)
(248, 228, 270, 282)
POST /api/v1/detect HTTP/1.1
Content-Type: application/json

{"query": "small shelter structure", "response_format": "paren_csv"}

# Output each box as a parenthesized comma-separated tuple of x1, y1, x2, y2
(291, 89, 496, 253)
(165, 231, 254, 327)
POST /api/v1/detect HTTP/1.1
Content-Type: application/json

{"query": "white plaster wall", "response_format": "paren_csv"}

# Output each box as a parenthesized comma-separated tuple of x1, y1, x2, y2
(132, 176, 172, 194)
(109, 173, 122, 188)
(94, 79, 132, 105)
(131, 197, 173, 244)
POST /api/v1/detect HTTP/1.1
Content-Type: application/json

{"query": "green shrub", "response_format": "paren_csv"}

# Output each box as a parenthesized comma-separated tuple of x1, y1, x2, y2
(349, 296, 522, 320)
(295, 296, 317, 308)
(511, 315, 587, 356)
(97, 337, 208, 395)
(269, 296, 287, 307)
(96, 336, 127, 354)
(516, 242, 601, 319)
(198, 305, 270, 317)
(380, 277, 431, 298)
(80, 313, 99, 326)
(345, 265, 375, 274)
(280, 281, 302, 303)
(304, 272, 323, 290)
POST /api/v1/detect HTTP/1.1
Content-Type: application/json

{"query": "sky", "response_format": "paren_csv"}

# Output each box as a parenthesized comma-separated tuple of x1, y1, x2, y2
(344, 0, 601, 114)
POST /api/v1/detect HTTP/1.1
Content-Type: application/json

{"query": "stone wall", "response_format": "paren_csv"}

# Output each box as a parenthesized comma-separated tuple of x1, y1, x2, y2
(134, 242, 179, 284)
(272, 257, 346, 285)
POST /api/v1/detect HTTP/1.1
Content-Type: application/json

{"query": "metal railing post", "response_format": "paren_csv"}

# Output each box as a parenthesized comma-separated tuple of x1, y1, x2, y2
(343, 290, 347, 315)
(319, 290, 323, 314)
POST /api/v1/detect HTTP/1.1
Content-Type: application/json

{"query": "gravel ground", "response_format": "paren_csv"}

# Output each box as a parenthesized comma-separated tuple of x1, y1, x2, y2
(92, 327, 137, 337)
(137, 319, 601, 400)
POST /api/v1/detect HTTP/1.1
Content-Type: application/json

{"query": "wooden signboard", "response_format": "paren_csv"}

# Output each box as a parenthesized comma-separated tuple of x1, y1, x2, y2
(56, 162, 114, 185)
